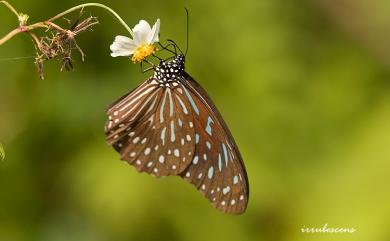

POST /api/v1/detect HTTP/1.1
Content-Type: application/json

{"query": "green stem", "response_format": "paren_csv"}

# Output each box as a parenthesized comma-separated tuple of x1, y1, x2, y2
(48, 3, 133, 36)
(0, 1, 19, 18)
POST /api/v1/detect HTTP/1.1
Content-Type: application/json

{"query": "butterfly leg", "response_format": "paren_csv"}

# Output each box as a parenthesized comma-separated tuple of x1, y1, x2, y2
(157, 42, 177, 56)
(141, 59, 156, 73)
(152, 54, 163, 61)
(166, 39, 184, 55)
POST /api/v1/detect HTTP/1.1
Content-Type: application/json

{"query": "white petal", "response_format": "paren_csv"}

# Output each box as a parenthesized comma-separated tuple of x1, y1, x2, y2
(111, 36, 136, 50)
(132, 20, 152, 44)
(147, 19, 160, 44)
(111, 50, 134, 57)
(114, 35, 135, 46)
(110, 43, 134, 52)
(110, 35, 136, 57)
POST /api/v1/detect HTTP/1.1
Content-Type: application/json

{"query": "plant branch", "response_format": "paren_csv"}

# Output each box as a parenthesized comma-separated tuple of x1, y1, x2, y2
(0, 23, 48, 45)
(47, 3, 133, 36)
(0, 28, 22, 45)
(0, 2, 133, 46)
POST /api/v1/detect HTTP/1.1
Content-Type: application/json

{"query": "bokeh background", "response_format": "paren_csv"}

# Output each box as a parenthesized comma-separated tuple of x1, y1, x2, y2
(1, 0, 390, 241)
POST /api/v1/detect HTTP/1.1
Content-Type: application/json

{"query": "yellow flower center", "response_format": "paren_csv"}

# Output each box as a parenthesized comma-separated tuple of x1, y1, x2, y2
(131, 44, 156, 63)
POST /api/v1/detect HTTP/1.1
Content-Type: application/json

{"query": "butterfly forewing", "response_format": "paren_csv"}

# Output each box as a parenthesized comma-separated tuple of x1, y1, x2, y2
(105, 78, 196, 177)
(178, 73, 249, 214)
(105, 79, 159, 149)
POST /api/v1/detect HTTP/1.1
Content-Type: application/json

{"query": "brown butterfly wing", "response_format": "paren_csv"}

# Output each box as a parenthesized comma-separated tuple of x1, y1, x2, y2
(178, 72, 249, 214)
(105, 78, 196, 177)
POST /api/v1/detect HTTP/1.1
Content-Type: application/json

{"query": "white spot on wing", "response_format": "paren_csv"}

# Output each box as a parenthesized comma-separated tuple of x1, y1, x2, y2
(223, 186, 231, 195)
(144, 147, 151, 155)
(233, 175, 239, 184)
(192, 156, 199, 164)
(159, 155, 165, 163)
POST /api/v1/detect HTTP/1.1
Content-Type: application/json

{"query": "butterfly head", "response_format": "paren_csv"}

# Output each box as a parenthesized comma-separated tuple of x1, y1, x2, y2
(154, 55, 185, 83)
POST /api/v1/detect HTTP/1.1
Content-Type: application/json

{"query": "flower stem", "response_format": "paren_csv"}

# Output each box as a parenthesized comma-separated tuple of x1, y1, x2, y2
(0, 1, 19, 18)
(48, 3, 133, 36)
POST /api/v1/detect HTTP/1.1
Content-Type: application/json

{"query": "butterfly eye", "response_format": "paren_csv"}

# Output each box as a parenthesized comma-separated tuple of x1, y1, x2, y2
(105, 55, 249, 214)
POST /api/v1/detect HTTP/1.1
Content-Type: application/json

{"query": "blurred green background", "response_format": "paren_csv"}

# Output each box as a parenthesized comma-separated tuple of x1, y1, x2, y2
(1, 0, 390, 241)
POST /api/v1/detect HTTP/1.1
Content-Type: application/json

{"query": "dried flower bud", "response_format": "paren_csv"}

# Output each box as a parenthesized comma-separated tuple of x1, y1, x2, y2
(33, 14, 99, 79)
(18, 13, 29, 26)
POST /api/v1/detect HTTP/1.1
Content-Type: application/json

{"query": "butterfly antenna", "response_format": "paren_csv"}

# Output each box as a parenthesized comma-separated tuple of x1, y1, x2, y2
(184, 8, 190, 57)
(167, 39, 183, 55)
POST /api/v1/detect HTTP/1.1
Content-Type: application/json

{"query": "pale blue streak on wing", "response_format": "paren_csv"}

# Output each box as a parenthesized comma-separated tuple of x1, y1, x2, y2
(183, 86, 199, 115)
(160, 90, 168, 123)
(205, 116, 214, 136)
(222, 143, 229, 167)
(218, 154, 222, 172)
(206, 141, 211, 150)
(208, 166, 214, 179)
(195, 133, 200, 144)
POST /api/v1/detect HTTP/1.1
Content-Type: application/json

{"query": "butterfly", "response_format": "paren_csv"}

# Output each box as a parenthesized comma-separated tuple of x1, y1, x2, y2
(104, 54, 249, 214)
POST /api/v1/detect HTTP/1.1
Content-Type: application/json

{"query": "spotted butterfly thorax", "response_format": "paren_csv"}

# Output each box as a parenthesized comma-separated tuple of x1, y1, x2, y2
(105, 54, 249, 214)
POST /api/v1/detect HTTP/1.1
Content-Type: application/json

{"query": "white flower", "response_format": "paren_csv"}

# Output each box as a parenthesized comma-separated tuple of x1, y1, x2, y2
(110, 19, 160, 63)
